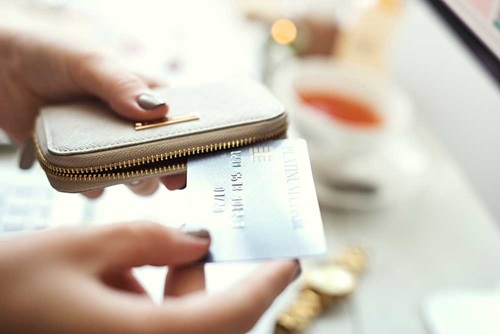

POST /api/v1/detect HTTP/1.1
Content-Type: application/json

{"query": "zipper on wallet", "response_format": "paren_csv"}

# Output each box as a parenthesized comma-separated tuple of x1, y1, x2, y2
(34, 123, 288, 181)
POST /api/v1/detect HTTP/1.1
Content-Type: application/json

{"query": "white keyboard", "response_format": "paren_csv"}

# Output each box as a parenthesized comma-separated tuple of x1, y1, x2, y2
(0, 182, 54, 233)
(0, 167, 86, 237)
(0, 158, 191, 237)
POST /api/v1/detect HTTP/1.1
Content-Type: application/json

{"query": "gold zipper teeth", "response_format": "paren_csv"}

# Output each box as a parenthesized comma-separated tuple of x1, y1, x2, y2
(35, 124, 287, 180)
(42, 163, 186, 181)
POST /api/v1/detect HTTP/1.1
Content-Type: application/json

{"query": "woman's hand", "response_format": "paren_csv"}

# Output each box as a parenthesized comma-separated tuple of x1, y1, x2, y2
(0, 30, 167, 145)
(0, 29, 187, 195)
(0, 222, 299, 334)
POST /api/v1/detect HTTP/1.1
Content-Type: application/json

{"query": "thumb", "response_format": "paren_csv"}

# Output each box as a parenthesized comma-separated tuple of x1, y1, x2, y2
(69, 55, 168, 121)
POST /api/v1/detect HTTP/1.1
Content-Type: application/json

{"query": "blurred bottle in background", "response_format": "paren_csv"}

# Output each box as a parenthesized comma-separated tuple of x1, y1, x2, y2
(334, 0, 404, 72)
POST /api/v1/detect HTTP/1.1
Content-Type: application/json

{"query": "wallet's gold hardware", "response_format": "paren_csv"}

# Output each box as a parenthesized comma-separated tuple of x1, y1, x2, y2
(134, 114, 200, 131)
(40, 162, 187, 182)
(34, 122, 288, 182)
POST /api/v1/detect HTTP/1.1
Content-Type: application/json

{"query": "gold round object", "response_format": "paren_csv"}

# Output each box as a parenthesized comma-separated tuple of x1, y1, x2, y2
(305, 265, 357, 296)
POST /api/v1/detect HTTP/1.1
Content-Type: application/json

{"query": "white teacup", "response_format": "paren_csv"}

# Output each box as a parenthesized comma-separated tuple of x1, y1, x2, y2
(271, 58, 429, 210)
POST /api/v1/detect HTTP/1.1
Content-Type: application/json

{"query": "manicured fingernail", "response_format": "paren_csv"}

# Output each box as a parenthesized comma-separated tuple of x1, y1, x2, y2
(137, 93, 166, 110)
(19, 138, 35, 170)
(180, 226, 210, 240)
(293, 266, 302, 281)
(292, 260, 301, 281)
(128, 180, 143, 186)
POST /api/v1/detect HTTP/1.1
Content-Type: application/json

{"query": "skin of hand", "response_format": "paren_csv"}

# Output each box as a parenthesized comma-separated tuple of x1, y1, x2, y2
(0, 222, 299, 334)
(0, 29, 185, 196)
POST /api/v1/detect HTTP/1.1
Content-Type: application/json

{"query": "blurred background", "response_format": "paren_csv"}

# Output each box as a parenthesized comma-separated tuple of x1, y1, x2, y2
(1, 0, 499, 217)
(0, 0, 499, 333)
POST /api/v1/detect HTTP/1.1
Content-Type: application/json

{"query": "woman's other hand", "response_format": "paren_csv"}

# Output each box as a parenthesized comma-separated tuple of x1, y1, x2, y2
(0, 222, 299, 334)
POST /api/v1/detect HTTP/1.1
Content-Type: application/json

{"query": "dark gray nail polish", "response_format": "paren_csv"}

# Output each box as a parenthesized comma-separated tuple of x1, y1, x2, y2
(137, 94, 166, 110)
(180, 226, 210, 240)
(293, 266, 302, 281)
(128, 180, 143, 186)
(19, 138, 35, 170)
(292, 259, 301, 281)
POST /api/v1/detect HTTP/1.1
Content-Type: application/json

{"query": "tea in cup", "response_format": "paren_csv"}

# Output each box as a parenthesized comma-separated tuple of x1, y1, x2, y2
(272, 58, 429, 209)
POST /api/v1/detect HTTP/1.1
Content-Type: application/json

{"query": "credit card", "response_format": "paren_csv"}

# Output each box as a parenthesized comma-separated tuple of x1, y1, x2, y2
(184, 139, 326, 262)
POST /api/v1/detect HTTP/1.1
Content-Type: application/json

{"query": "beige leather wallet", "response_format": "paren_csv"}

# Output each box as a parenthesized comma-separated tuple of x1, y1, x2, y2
(34, 78, 287, 193)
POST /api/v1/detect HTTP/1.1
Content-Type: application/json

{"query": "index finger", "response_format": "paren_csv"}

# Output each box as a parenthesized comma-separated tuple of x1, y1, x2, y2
(155, 260, 300, 334)
(65, 260, 298, 334)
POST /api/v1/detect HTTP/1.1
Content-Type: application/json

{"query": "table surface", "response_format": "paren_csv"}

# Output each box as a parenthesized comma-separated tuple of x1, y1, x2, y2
(1, 1, 499, 333)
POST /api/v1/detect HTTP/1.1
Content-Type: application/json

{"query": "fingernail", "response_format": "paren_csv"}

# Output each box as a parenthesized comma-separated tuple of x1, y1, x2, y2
(293, 266, 302, 281)
(137, 93, 166, 110)
(180, 226, 210, 240)
(19, 138, 35, 170)
(128, 180, 143, 186)
(292, 260, 302, 281)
